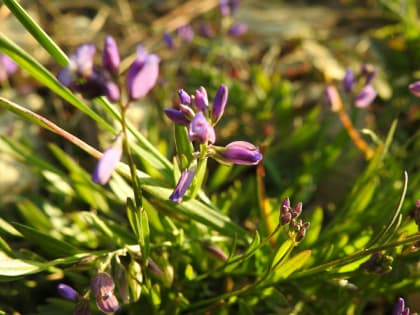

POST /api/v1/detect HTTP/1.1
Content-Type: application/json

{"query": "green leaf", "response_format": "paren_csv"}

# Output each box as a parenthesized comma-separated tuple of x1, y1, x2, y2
(12, 223, 79, 257)
(17, 199, 52, 232)
(0, 254, 45, 278)
(271, 239, 294, 269)
(126, 198, 150, 259)
(272, 250, 312, 281)
(2, 0, 68, 66)
(174, 124, 194, 170)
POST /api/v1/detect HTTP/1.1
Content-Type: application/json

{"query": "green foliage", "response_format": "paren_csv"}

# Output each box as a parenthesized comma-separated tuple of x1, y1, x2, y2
(0, 0, 420, 314)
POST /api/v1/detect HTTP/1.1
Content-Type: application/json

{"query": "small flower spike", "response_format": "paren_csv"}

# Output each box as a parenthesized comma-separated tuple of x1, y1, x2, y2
(102, 35, 120, 75)
(127, 46, 160, 101)
(354, 84, 376, 108)
(57, 283, 79, 302)
(0, 53, 18, 82)
(189, 112, 216, 144)
(169, 167, 196, 203)
(409, 81, 420, 98)
(92, 135, 123, 185)
(212, 84, 228, 124)
(217, 141, 262, 165)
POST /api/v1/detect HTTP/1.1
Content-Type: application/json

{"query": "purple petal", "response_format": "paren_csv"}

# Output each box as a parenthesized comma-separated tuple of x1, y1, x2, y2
(212, 84, 228, 124)
(96, 294, 119, 313)
(194, 86, 209, 111)
(393, 297, 406, 315)
(104, 81, 120, 103)
(354, 84, 376, 108)
(164, 108, 190, 125)
(220, 141, 262, 165)
(169, 168, 196, 203)
(127, 48, 160, 100)
(409, 81, 420, 98)
(188, 111, 216, 144)
(74, 44, 96, 77)
(0, 54, 18, 82)
(228, 23, 248, 37)
(177, 25, 194, 43)
(178, 89, 191, 105)
(163, 32, 175, 49)
(57, 283, 79, 302)
(92, 136, 122, 185)
(103, 35, 120, 74)
(343, 68, 355, 93)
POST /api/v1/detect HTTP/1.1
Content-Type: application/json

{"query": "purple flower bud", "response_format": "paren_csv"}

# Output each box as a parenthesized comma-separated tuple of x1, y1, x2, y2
(169, 167, 196, 203)
(281, 197, 291, 212)
(228, 23, 248, 37)
(96, 294, 119, 314)
(393, 297, 409, 315)
(280, 212, 292, 225)
(178, 89, 191, 104)
(188, 111, 216, 144)
(73, 44, 96, 77)
(103, 35, 120, 75)
(204, 243, 228, 261)
(0, 53, 18, 82)
(292, 202, 303, 218)
(164, 108, 190, 125)
(217, 141, 262, 165)
(354, 84, 376, 108)
(91, 272, 115, 298)
(92, 135, 123, 185)
(295, 227, 307, 242)
(219, 0, 231, 16)
(177, 25, 194, 43)
(409, 81, 420, 98)
(343, 68, 355, 93)
(212, 84, 228, 124)
(194, 86, 209, 111)
(57, 283, 79, 302)
(126, 46, 160, 100)
(104, 81, 120, 103)
(163, 32, 175, 49)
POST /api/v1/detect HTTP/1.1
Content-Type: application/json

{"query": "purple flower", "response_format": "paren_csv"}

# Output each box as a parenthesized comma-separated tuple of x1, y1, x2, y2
(409, 81, 420, 97)
(92, 135, 122, 185)
(57, 283, 79, 302)
(188, 111, 216, 144)
(215, 141, 262, 165)
(0, 53, 18, 82)
(212, 84, 228, 124)
(393, 297, 410, 315)
(96, 294, 119, 314)
(104, 81, 120, 103)
(343, 68, 355, 93)
(194, 86, 209, 111)
(219, 0, 231, 16)
(102, 35, 120, 75)
(169, 167, 196, 203)
(126, 46, 160, 100)
(163, 32, 175, 49)
(177, 25, 194, 43)
(164, 108, 190, 125)
(72, 44, 96, 77)
(228, 23, 248, 37)
(91, 273, 119, 314)
(178, 88, 191, 105)
(354, 84, 377, 108)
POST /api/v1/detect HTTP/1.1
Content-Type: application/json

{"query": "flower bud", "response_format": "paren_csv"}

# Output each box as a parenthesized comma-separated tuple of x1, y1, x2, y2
(393, 297, 406, 315)
(104, 81, 120, 103)
(164, 108, 190, 126)
(169, 167, 196, 203)
(292, 202, 303, 218)
(178, 89, 191, 105)
(163, 32, 175, 49)
(74, 44, 96, 78)
(126, 46, 160, 100)
(281, 197, 291, 213)
(188, 112, 216, 144)
(57, 283, 79, 302)
(280, 212, 292, 225)
(409, 81, 420, 98)
(343, 68, 355, 93)
(214, 141, 262, 165)
(194, 86, 209, 111)
(295, 227, 307, 242)
(92, 135, 123, 185)
(354, 84, 376, 108)
(212, 84, 228, 124)
(91, 272, 115, 298)
(103, 35, 120, 75)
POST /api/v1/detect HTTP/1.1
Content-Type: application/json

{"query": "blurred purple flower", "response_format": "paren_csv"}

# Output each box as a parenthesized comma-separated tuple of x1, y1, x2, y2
(343, 68, 355, 93)
(91, 273, 119, 314)
(228, 23, 248, 37)
(189, 111, 216, 144)
(409, 81, 420, 97)
(361, 64, 377, 85)
(72, 44, 96, 78)
(57, 283, 79, 302)
(163, 32, 175, 49)
(219, 0, 231, 16)
(92, 135, 122, 185)
(103, 35, 120, 75)
(215, 141, 262, 165)
(194, 86, 209, 111)
(354, 84, 377, 108)
(104, 81, 120, 103)
(212, 84, 228, 124)
(393, 297, 410, 315)
(126, 46, 160, 100)
(169, 167, 196, 203)
(177, 25, 194, 43)
(199, 23, 215, 38)
(0, 53, 18, 82)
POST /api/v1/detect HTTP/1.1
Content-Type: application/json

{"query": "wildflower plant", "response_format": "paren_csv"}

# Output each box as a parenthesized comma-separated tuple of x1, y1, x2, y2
(0, 1, 420, 315)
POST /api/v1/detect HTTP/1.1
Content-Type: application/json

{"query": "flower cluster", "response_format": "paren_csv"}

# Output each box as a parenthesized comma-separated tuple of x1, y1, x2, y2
(279, 198, 310, 242)
(341, 64, 377, 108)
(165, 84, 262, 202)
(58, 35, 159, 103)
(0, 53, 18, 83)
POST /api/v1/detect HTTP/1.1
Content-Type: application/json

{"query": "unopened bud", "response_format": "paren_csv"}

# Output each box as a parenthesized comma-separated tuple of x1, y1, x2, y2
(292, 202, 303, 218)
